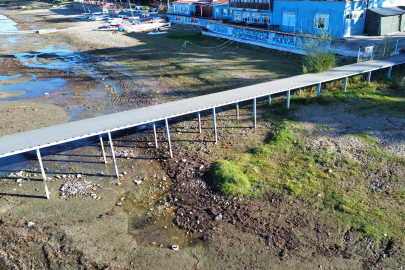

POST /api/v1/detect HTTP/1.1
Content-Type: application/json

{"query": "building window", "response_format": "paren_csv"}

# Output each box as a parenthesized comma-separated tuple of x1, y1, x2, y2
(235, 11, 242, 21)
(214, 8, 221, 17)
(252, 13, 260, 23)
(243, 12, 250, 22)
(282, 11, 295, 26)
(223, 9, 228, 16)
(314, 13, 329, 30)
(346, 11, 364, 20)
(262, 13, 270, 24)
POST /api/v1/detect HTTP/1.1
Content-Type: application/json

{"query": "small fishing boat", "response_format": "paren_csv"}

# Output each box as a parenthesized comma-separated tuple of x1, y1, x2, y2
(76, 13, 92, 19)
(94, 24, 118, 31)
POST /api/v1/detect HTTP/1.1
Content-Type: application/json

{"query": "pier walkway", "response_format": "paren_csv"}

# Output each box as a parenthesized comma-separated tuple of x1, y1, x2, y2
(1, 53, 405, 199)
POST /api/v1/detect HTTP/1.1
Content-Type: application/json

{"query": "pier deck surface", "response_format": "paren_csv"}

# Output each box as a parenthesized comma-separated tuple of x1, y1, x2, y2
(1, 54, 405, 158)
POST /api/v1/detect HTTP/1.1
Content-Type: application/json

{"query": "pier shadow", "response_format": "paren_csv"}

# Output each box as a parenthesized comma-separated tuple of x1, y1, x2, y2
(0, 193, 46, 199)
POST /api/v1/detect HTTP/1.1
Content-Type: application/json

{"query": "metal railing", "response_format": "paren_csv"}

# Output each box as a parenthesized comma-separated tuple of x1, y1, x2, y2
(357, 38, 405, 62)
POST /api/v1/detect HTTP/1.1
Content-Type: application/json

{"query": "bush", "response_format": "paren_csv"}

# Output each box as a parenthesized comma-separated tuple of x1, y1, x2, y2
(211, 160, 251, 197)
(158, 4, 167, 14)
(302, 31, 336, 73)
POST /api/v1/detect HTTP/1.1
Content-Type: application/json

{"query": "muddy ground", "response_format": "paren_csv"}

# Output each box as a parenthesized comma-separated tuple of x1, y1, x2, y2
(0, 3, 404, 270)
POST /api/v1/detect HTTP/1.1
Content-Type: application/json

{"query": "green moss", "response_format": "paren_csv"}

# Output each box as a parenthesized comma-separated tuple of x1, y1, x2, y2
(211, 160, 252, 197)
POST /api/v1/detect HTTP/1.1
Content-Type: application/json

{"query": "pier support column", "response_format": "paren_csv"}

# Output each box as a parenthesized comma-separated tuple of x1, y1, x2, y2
(344, 77, 348, 92)
(197, 112, 201, 133)
(299, 88, 302, 94)
(388, 66, 393, 78)
(153, 122, 158, 148)
(367, 71, 371, 85)
(253, 98, 257, 128)
(107, 131, 119, 178)
(236, 103, 239, 120)
(165, 119, 173, 158)
(36, 149, 50, 200)
(99, 135, 107, 164)
(212, 107, 218, 144)
(287, 90, 290, 110)
(268, 95, 271, 105)
(317, 83, 321, 97)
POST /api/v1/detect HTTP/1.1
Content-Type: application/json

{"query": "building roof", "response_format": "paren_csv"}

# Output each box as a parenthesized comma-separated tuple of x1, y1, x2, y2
(368, 7, 405, 16)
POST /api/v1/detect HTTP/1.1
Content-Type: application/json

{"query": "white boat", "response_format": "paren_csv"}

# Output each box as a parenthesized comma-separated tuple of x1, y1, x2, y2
(94, 24, 118, 31)
(88, 14, 109, 21)
(108, 18, 124, 25)
(76, 13, 92, 19)
(147, 30, 168, 35)
(124, 22, 171, 33)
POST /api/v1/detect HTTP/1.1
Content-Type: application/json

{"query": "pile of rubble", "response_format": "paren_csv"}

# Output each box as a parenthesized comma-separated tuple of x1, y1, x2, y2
(60, 178, 100, 200)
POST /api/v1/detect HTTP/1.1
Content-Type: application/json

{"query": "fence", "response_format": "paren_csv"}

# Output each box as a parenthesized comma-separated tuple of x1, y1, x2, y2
(357, 38, 405, 62)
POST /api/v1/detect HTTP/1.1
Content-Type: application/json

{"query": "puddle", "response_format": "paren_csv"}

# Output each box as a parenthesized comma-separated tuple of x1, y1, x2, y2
(0, 74, 22, 81)
(0, 14, 18, 32)
(0, 36, 21, 47)
(13, 46, 85, 74)
(1, 77, 67, 100)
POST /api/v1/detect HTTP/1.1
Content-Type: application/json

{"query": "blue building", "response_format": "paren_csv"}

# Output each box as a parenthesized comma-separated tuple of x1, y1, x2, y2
(169, 0, 405, 37)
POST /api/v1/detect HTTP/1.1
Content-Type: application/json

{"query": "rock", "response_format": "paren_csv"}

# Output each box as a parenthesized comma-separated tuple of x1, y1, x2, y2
(153, 174, 157, 178)
(27, 221, 35, 228)
(56, 175, 61, 179)
(134, 180, 143, 185)
(120, 196, 125, 201)
(18, 184, 22, 187)
(162, 176, 166, 181)
(170, 245, 179, 251)
(117, 182, 121, 185)
(215, 214, 223, 221)
(384, 234, 388, 237)
(123, 171, 127, 175)
(327, 232, 331, 237)
(77, 174, 82, 178)
(116, 202, 122, 206)
(16, 178, 23, 183)
(317, 194, 322, 197)
(328, 169, 333, 173)
(62, 175, 67, 179)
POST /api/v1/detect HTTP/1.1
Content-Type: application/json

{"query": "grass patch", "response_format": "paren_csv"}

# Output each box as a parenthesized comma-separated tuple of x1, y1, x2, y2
(214, 120, 405, 242)
(354, 132, 377, 145)
(211, 160, 252, 197)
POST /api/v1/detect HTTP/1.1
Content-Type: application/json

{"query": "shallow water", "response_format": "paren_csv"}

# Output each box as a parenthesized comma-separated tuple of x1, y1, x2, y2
(2, 77, 67, 99)
(0, 74, 22, 81)
(0, 14, 18, 32)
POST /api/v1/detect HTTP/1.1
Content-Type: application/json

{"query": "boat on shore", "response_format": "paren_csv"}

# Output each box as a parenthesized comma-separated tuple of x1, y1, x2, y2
(118, 17, 170, 33)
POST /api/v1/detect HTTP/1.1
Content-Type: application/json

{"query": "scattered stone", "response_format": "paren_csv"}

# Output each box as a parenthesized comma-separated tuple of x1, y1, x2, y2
(77, 174, 82, 178)
(62, 175, 67, 179)
(117, 182, 121, 186)
(123, 171, 127, 175)
(116, 202, 122, 206)
(18, 184, 22, 187)
(134, 180, 143, 185)
(327, 232, 331, 237)
(56, 175, 61, 179)
(16, 178, 23, 183)
(171, 245, 179, 251)
(162, 176, 166, 181)
(120, 196, 125, 201)
(317, 194, 322, 197)
(215, 214, 223, 221)
(153, 174, 157, 178)
(384, 234, 388, 237)
(27, 221, 35, 228)
(60, 179, 97, 198)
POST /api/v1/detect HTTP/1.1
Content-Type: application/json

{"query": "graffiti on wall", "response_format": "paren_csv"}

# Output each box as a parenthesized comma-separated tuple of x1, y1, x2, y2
(206, 22, 328, 50)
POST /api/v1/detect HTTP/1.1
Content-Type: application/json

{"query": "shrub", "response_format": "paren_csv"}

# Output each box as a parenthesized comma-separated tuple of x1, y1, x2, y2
(211, 160, 251, 197)
(157, 4, 167, 14)
(301, 31, 336, 73)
